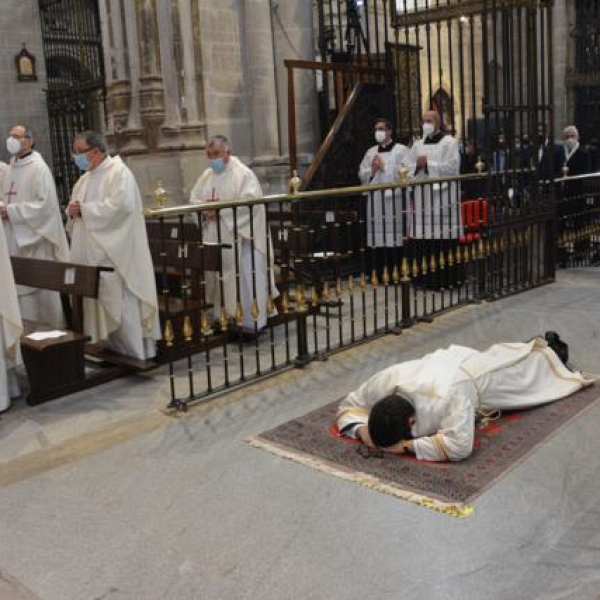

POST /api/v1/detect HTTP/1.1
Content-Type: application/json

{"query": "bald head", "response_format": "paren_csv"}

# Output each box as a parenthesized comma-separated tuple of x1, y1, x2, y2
(562, 125, 579, 141)
(422, 111, 440, 129)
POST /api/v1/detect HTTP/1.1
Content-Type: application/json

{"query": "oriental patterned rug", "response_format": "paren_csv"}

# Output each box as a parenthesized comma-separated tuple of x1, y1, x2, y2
(248, 384, 599, 518)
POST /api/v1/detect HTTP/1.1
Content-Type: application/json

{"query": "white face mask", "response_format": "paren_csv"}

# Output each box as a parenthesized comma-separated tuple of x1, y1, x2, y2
(422, 123, 435, 138)
(375, 130, 387, 144)
(6, 137, 22, 155)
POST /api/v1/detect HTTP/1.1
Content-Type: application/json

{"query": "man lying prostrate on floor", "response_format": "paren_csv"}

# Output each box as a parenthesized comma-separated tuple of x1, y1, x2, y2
(337, 337, 594, 461)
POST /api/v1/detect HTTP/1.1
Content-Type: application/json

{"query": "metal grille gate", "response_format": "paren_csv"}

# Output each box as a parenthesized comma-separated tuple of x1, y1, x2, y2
(39, 0, 106, 205)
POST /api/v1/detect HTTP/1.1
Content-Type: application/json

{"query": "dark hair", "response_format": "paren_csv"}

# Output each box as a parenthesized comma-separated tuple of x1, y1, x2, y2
(368, 395, 414, 448)
(74, 130, 108, 153)
(374, 118, 392, 131)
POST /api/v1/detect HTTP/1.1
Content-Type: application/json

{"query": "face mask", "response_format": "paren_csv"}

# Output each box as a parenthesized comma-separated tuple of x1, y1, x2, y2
(210, 157, 226, 174)
(564, 139, 577, 152)
(73, 153, 90, 171)
(422, 123, 435, 138)
(6, 137, 21, 155)
(375, 130, 387, 144)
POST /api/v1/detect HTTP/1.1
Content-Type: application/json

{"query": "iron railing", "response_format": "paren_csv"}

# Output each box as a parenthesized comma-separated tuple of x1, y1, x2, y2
(140, 168, 600, 411)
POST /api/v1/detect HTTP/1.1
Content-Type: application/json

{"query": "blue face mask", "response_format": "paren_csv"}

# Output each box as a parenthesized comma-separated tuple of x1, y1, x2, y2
(210, 157, 226, 174)
(74, 153, 90, 171)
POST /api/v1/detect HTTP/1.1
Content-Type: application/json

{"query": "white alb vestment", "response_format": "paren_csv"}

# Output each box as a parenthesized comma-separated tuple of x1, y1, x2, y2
(67, 156, 160, 359)
(189, 157, 278, 331)
(337, 339, 593, 461)
(359, 143, 409, 247)
(1, 151, 69, 327)
(0, 223, 22, 411)
(406, 134, 462, 239)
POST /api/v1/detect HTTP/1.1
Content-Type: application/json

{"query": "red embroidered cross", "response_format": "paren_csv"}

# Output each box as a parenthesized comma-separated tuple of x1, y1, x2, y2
(6, 182, 17, 203)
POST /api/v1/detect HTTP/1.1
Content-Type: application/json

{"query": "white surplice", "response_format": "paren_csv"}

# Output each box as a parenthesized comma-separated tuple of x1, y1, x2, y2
(1, 151, 69, 327)
(189, 156, 278, 331)
(337, 339, 593, 461)
(0, 223, 23, 411)
(359, 143, 409, 247)
(406, 134, 462, 239)
(67, 156, 160, 360)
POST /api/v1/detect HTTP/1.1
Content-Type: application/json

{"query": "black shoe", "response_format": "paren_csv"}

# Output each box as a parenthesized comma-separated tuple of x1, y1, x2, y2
(544, 331, 569, 367)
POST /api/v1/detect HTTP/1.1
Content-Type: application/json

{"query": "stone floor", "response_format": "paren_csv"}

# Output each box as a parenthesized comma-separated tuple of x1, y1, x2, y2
(1, 268, 600, 600)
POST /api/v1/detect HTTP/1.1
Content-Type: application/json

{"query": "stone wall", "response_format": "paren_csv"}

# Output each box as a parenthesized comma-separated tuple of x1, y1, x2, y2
(0, 1, 52, 166)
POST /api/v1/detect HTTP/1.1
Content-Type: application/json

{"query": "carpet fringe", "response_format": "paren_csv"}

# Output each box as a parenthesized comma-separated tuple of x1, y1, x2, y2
(247, 436, 474, 518)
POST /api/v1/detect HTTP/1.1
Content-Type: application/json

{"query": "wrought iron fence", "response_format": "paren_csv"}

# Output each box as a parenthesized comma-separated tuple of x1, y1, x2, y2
(141, 165, 600, 411)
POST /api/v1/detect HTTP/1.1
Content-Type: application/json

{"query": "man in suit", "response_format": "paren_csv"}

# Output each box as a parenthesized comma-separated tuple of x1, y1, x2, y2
(537, 123, 565, 181)
(558, 125, 593, 266)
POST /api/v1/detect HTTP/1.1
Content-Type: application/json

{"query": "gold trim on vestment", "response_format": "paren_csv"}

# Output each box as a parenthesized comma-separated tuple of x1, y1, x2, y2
(433, 433, 449, 461)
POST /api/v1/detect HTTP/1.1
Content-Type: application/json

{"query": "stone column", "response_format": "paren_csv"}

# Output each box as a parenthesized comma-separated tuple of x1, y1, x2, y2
(136, 0, 166, 149)
(178, 0, 202, 127)
(244, 0, 281, 160)
(156, 0, 181, 129)
(101, 0, 132, 135)
(270, 1, 317, 158)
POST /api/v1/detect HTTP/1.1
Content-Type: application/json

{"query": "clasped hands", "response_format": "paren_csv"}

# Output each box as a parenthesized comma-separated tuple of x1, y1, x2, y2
(67, 200, 82, 218)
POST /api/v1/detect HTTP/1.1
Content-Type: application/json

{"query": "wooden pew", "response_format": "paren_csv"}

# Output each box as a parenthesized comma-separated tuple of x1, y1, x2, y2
(10, 257, 121, 405)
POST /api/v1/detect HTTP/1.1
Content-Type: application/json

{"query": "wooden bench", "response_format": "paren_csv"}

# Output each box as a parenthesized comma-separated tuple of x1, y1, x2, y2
(10, 257, 120, 405)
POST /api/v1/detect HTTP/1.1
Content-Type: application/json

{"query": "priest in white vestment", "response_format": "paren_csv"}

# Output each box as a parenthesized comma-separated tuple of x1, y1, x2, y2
(1, 124, 69, 327)
(359, 118, 409, 250)
(0, 222, 23, 411)
(189, 135, 278, 334)
(66, 131, 160, 360)
(337, 338, 594, 461)
(406, 111, 462, 240)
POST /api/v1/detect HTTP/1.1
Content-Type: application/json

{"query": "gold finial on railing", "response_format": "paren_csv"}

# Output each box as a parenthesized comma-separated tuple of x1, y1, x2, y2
(200, 311, 213, 337)
(421, 255, 428, 275)
(371, 269, 379, 287)
(455, 245, 462, 264)
(164, 319, 175, 347)
(463, 244, 470, 263)
(281, 291, 290, 314)
(429, 253, 437, 273)
(475, 156, 485, 174)
(412, 258, 419, 278)
(392, 264, 400, 284)
(322, 281, 330, 302)
(382, 266, 390, 286)
(183, 315, 194, 341)
(311, 285, 319, 306)
(296, 285, 307, 313)
(251, 299, 260, 321)
(235, 301, 244, 326)
(153, 179, 167, 207)
(347, 275, 355, 296)
(267, 296, 275, 316)
(398, 163, 410, 185)
(400, 258, 409, 281)
(219, 308, 229, 332)
(360, 271, 367, 292)
(448, 248, 454, 267)
(290, 169, 302, 194)
(335, 277, 342, 298)
(562, 164, 569, 178)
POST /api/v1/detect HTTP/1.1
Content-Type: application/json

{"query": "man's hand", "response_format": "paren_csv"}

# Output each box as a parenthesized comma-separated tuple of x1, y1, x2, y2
(0, 205, 8, 221)
(357, 425, 376, 449)
(416, 155, 428, 171)
(67, 201, 81, 218)
(371, 155, 384, 175)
